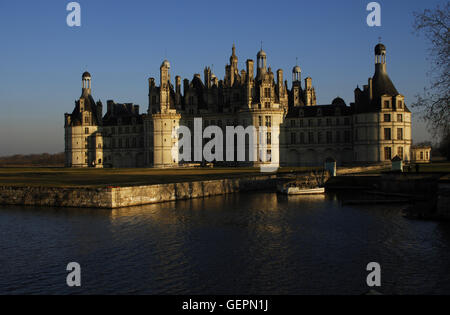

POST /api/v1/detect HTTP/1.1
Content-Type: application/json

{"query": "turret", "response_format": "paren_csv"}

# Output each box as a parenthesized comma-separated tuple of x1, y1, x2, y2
(82, 72, 92, 95)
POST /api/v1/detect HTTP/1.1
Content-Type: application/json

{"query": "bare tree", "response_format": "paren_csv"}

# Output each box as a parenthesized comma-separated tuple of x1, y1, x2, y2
(412, 3, 450, 141)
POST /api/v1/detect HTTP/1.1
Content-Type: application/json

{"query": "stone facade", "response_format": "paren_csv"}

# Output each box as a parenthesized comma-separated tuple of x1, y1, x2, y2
(65, 43, 414, 168)
(411, 145, 432, 163)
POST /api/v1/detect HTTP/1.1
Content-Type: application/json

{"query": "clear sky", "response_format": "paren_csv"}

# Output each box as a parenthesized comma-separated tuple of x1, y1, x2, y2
(0, 0, 445, 155)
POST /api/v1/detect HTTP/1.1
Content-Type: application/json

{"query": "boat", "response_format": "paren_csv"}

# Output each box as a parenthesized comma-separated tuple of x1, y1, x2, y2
(277, 184, 325, 195)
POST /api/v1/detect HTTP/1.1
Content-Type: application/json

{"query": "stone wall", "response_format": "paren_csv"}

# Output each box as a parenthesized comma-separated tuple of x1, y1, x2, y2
(0, 175, 276, 209)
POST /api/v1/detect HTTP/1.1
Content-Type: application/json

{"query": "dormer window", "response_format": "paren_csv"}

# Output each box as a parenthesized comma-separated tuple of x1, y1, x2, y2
(397, 100, 403, 109)
(383, 100, 391, 109)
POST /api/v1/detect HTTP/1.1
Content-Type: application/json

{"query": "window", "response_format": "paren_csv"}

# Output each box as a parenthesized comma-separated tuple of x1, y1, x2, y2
(266, 150, 272, 162)
(300, 132, 305, 144)
(326, 131, 333, 144)
(420, 151, 424, 160)
(265, 102, 271, 108)
(398, 147, 404, 159)
(336, 118, 340, 126)
(384, 147, 392, 160)
(112, 128, 116, 135)
(264, 88, 271, 98)
(290, 133, 296, 145)
(397, 101, 403, 109)
(397, 128, 403, 140)
(318, 132, 323, 144)
(384, 128, 392, 140)
(308, 132, 314, 144)
(344, 118, 350, 125)
(308, 119, 313, 127)
(258, 116, 262, 127)
(384, 114, 391, 122)
(119, 139, 122, 148)
(326, 118, 332, 126)
(397, 114, 403, 122)
(318, 119, 322, 126)
(336, 131, 341, 143)
(299, 119, 304, 127)
(98, 144, 102, 149)
(291, 120, 296, 128)
(85, 116, 89, 124)
(344, 131, 351, 143)
(267, 132, 272, 144)
(265, 116, 272, 127)
(384, 100, 390, 109)
(426, 151, 429, 160)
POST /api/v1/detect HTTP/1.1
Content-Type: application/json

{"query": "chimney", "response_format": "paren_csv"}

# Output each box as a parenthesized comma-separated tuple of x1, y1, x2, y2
(246, 60, 254, 81)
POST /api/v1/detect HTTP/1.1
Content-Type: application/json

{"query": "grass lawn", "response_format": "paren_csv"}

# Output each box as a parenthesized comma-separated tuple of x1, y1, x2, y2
(0, 167, 321, 188)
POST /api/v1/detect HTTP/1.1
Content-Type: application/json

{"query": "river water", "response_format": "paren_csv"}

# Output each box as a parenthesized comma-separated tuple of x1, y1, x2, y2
(1, 192, 450, 295)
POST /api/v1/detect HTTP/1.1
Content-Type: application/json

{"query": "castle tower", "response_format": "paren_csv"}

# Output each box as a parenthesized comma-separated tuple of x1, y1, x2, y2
(292, 65, 302, 107)
(64, 71, 102, 168)
(256, 48, 267, 79)
(148, 60, 181, 168)
(353, 43, 411, 163)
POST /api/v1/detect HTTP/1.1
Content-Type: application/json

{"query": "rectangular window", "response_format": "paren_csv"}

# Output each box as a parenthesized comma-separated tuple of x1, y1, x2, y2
(291, 120, 296, 128)
(336, 118, 340, 126)
(290, 133, 296, 145)
(299, 119, 304, 127)
(384, 114, 391, 122)
(384, 100, 390, 109)
(397, 114, 403, 122)
(326, 131, 333, 144)
(265, 116, 272, 127)
(326, 118, 332, 126)
(308, 132, 314, 144)
(336, 131, 341, 143)
(308, 119, 313, 127)
(318, 132, 323, 144)
(258, 116, 262, 127)
(267, 132, 272, 144)
(318, 119, 322, 126)
(300, 132, 305, 144)
(397, 128, 403, 140)
(397, 101, 403, 109)
(384, 147, 392, 160)
(344, 131, 351, 143)
(344, 118, 350, 125)
(384, 128, 392, 140)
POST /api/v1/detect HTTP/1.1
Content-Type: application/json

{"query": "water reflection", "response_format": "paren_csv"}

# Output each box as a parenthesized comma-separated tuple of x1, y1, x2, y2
(1, 192, 450, 294)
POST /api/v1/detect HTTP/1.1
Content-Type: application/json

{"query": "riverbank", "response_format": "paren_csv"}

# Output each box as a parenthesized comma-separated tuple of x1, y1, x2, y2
(0, 165, 387, 209)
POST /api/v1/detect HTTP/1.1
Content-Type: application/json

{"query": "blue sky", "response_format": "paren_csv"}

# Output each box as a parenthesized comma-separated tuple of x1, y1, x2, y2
(0, 0, 445, 155)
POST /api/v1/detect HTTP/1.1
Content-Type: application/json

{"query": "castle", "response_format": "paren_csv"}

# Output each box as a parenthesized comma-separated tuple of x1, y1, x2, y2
(64, 43, 414, 168)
